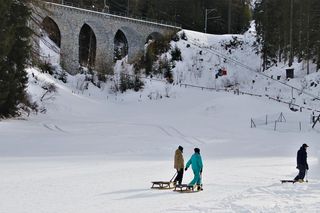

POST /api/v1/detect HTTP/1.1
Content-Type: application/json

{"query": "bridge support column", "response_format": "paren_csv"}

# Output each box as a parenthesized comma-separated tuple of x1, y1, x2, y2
(95, 33, 113, 73)
(60, 27, 79, 75)
(127, 38, 145, 63)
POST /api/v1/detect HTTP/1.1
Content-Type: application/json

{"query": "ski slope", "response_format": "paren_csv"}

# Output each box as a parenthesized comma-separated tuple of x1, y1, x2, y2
(1, 26, 320, 212)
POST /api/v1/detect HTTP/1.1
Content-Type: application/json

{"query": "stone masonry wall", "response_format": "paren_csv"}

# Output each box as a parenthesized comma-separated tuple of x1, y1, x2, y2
(33, 2, 179, 75)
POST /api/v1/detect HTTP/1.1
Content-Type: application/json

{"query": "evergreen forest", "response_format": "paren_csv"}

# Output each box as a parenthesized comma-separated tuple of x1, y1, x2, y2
(254, 0, 320, 71)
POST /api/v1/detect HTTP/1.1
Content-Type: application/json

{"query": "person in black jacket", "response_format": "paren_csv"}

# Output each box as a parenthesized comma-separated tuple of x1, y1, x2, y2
(294, 143, 309, 182)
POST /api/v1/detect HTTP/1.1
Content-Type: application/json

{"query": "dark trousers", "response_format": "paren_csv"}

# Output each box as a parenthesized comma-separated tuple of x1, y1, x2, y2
(174, 169, 184, 185)
(294, 165, 306, 181)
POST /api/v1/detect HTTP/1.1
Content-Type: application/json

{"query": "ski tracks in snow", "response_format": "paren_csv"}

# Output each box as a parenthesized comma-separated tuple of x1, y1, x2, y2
(166, 181, 320, 212)
(43, 123, 67, 133)
(117, 120, 207, 146)
(41, 120, 206, 145)
(156, 125, 206, 146)
(213, 181, 320, 212)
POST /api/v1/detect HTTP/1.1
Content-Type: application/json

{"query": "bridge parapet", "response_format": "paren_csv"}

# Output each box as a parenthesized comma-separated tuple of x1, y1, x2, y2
(44, 0, 181, 30)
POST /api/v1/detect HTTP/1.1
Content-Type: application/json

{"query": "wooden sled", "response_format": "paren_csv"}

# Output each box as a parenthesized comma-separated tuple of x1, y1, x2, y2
(173, 184, 202, 193)
(151, 181, 175, 189)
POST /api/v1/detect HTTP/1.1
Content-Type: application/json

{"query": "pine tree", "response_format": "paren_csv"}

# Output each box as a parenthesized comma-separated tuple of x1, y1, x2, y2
(254, 0, 320, 71)
(0, 0, 32, 118)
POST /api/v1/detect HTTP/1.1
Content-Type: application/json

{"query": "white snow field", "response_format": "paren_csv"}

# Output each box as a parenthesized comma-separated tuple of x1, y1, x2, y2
(1, 73, 320, 213)
(1, 27, 320, 212)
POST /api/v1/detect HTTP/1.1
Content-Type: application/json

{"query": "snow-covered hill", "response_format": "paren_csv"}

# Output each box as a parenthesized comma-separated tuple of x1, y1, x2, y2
(1, 25, 320, 213)
(37, 22, 320, 114)
(170, 23, 320, 113)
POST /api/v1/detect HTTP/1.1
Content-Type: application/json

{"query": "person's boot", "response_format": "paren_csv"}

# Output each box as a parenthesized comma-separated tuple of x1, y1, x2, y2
(196, 184, 203, 191)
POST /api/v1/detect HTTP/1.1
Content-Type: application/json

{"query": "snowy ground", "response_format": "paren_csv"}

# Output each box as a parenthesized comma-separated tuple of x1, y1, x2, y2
(1, 26, 320, 212)
(1, 72, 320, 212)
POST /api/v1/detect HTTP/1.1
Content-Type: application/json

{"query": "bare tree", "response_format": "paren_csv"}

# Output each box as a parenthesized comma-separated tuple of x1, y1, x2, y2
(40, 83, 57, 101)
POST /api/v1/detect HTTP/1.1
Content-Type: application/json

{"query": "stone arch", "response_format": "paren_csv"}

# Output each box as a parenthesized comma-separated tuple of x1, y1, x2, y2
(146, 32, 164, 44)
(145, 31, 165, 56)
(42, 16, 61, 48)
(114, 30, 128, 61)
(79, 23, 97, 68)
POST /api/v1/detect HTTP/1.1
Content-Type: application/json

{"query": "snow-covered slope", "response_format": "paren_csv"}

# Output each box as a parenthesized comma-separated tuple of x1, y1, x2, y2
(1, 27, 320, 213)
(169, 23, 320, 113)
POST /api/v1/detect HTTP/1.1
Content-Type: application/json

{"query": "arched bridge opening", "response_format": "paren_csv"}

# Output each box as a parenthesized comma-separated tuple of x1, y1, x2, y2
(114, 30, 128, 61)
(145, 32, 166, 56)
(146, 32, 164, 44)
(42, 16, 61, 48)
(79, 24, 97, 68)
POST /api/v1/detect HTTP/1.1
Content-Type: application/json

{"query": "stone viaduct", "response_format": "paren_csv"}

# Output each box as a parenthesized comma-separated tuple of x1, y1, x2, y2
(33, 1, 180, 74)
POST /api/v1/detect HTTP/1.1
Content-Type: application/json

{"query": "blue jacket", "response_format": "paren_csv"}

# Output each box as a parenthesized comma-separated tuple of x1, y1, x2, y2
(186, 153, 203, 172)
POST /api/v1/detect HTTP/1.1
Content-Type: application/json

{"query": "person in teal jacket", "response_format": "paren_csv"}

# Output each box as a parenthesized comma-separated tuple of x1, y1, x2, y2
(185, 148, 203, 189)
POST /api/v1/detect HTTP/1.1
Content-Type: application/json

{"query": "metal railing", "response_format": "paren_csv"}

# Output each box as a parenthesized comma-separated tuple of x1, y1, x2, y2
(43, 0, 181, 28)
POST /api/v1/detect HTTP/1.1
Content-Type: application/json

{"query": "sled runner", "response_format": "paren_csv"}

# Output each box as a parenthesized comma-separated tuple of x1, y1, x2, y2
(281, 180, 296, 184)
(151, 181, 175, 189)
(173, 184, 203, 193)
(281, 179, 307, 184)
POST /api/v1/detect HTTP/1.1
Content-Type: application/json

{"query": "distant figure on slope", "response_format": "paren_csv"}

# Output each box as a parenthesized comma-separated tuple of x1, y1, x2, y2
(185, 148, 203, 190)
(173, 145, 184, 185)
(294, 143, 309, 182)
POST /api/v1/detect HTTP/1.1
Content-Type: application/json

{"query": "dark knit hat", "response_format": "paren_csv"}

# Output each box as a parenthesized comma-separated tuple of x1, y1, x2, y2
(194, 148, 200, 153)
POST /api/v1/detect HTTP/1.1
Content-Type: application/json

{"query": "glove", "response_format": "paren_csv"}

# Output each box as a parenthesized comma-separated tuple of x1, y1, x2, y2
(306, 164, 309, 170)
(185, 167, 188, 171)
(296, 166, 299, 170)
(200, 168, 203, 173)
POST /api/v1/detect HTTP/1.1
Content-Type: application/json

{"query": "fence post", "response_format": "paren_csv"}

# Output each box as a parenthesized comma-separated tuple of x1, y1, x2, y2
(299, 122, 301, 131)
(266, 115, 268, 125)
(274, 121, 277, 131)
(251, 119, 256, 128)
(280, 112, 283, 122)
